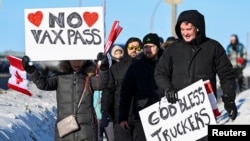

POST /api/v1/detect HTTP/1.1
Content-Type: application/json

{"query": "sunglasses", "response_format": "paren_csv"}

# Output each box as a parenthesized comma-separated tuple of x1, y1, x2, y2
(127, 46, 141, 51)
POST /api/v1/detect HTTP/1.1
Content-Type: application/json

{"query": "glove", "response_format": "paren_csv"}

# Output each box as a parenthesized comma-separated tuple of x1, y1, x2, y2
(22, 56, 35, 74)
(101, 111, 111, 128)
(97, 52, 109, 71)
(223, 98, 237, 120)
(164, 88, 178, 104)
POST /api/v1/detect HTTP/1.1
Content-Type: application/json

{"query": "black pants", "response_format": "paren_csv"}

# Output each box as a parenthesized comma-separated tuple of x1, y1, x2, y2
(234, 68, 246, 92)
(113, 121, 146, 141)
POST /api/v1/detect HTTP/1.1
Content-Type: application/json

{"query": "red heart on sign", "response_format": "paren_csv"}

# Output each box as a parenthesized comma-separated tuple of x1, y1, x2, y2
(83, 12, 98, 27)
(28, 11, 43, 27)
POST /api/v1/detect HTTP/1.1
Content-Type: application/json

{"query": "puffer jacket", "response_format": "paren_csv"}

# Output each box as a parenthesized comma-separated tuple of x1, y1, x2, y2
(154, 10, 236, 100)
(29, 60, 109, 141)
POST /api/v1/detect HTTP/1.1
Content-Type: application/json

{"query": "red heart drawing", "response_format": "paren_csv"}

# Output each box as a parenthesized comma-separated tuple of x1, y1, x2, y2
(83, 12, 99, 27)
(28, 11, 43, 27)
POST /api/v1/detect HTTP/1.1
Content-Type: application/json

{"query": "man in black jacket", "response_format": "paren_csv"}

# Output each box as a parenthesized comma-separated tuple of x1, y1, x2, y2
(154, 10, 237, 141)
(101, 37, 143, 141)
(119, 33, 163, 141)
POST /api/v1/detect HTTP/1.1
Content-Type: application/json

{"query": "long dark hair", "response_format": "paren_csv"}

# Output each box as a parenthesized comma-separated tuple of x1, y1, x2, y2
(123, 37, 142, 60)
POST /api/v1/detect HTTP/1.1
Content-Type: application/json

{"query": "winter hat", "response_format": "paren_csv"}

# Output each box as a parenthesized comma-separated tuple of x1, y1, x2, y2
(143, 33, 160, 48)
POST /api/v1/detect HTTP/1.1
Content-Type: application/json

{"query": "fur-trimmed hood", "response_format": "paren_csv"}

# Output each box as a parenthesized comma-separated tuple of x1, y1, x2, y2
(58, 60, 96, 76)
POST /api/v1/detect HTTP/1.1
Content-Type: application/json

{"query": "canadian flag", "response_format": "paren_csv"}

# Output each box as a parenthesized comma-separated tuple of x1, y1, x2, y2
(6, 55, 32, 96)
(204, 80, 220, 118)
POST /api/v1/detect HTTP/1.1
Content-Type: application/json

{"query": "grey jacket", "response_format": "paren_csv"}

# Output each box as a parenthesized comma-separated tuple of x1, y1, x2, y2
(29, 60, 108, 141)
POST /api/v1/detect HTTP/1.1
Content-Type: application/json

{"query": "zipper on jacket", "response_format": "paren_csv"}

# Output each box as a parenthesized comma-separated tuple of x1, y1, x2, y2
(188, 46, 200, 81)
(73, 72, 78, 139)
(191, 47, 195, 53)
(73, 72, 77, 114)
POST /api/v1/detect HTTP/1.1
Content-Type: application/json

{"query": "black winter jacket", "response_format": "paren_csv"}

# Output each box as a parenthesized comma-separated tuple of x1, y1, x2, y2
(154, 10, 236, 100)
(119, 56, 161, 122)
(101, 55, 137, 124)
(29, 60, 108, 141)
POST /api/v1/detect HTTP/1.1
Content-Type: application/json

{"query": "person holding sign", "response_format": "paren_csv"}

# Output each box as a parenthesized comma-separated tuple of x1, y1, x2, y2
(154, 10, 238, 140)
(22, 53, 109, 141)
(118, 33, 163, 141)
(101, 37, 143, 141)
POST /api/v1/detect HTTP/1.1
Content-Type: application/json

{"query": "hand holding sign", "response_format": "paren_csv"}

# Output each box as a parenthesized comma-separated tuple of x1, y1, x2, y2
(164, 87, 179, 104)
(22, 56, 36, 74)
(139, 80, 217, 141)
(96, 52, 109, 71)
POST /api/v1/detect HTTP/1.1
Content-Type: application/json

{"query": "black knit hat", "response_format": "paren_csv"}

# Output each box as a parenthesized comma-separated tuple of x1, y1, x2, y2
(143, 33, 160, 48)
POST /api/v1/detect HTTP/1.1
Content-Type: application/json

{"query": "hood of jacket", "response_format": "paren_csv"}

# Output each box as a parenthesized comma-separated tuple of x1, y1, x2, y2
(111, 45, 124, 58)
(58, 60, 96, 76)
(175, 10, 206, 45)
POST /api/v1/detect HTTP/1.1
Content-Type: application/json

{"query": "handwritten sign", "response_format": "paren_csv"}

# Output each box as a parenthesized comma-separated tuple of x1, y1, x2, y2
(24, 7, 104, 61)
(139, 79, 217, 141)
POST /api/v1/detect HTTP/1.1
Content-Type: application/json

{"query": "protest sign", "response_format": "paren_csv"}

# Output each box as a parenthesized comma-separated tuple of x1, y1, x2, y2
(24, 6, 104, 61)
(139, 79, 217, 141)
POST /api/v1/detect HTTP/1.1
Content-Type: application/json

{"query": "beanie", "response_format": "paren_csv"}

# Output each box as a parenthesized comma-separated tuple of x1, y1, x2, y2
(143, 33, 160, 48)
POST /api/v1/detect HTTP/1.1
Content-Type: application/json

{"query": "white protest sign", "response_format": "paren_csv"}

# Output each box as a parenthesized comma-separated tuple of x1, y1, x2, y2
(24, 7, 104, 61)
(139, 79, 217, 141)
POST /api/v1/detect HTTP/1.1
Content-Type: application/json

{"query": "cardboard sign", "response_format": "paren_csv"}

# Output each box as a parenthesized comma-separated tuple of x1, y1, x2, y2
(24, 7, 104, 61)
(139, 79, 217, 141)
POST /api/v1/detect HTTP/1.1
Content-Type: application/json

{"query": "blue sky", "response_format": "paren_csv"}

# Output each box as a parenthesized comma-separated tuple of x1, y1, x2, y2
(0, 0, 250, 52)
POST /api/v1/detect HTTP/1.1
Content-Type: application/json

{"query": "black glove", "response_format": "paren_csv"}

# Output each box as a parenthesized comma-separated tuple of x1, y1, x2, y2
(164, 88, 178, 104)
(22, 56, 36, 74)
(223, 97, 237, 120)
(101, 111, 111, 128)
(97, 52, 109, 71)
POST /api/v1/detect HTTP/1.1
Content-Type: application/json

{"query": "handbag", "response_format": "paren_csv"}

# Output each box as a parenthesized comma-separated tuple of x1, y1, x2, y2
(57, 77, 91, 138)
(57, 114, 79, 137)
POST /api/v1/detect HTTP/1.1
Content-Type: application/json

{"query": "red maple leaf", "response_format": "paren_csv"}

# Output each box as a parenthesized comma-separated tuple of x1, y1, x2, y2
(15, 70, 23, 84)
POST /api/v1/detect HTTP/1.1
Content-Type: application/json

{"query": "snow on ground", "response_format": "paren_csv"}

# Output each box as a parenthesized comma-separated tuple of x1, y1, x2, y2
(0, 66, 249, 141)
(217, 89, 250, 125)
(0, 84, 56, 141)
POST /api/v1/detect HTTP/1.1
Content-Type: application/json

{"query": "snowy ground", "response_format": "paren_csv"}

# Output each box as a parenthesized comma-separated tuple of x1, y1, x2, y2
(0, 66, 249, 141)
(0, 84, 57, 141)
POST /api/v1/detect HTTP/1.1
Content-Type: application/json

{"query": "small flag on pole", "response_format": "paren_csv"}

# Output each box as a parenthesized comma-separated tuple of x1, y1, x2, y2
(104, 20, 123, 54)
(6, 55, 32, 96)
(204, 80, 220, 118)
(96, 20, 123, 74)
(104, 21, 123, 66)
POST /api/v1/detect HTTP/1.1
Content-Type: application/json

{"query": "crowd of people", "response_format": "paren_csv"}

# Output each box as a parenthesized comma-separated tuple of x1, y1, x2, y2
(21, 9, 248, 141)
